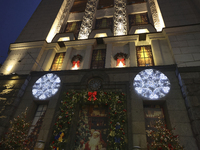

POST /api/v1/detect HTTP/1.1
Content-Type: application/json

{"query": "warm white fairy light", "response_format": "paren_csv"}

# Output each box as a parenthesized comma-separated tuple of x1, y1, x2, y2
(133, 69, 170, 100)
(32, 73, 61, 100)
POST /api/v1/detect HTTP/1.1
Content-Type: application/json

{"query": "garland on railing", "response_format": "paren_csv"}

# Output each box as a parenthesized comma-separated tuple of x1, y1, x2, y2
(50, 90, 127, 150)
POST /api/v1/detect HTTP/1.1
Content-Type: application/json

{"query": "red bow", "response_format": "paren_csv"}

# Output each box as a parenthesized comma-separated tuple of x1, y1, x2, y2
(88, 91, 97, 101)
(72, 60, 80, 68)
(117, 58, 125, 66)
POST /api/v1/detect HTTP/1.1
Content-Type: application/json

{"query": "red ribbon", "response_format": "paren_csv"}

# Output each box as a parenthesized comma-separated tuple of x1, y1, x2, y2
(117, 58, 125, 66)
(88, 91, 97, 101)
(72, 60, 80, 68)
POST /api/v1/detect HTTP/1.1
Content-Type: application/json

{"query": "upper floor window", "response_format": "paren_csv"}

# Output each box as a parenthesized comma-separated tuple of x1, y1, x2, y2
(91, 49, 106, 69)
(65, 21, 82, 39)
(129, 13, 149, 29)
(127, 0, 146, 5)
(70, 0, 87, 13)
(95, 18, 113, 30)
(51, 52, 66, 71)
(136, 46, 154, 67)
(97, 0, 114, 9)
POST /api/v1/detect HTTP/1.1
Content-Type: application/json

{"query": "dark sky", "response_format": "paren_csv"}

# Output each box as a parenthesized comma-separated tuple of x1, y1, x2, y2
(0, 0, 41, 65)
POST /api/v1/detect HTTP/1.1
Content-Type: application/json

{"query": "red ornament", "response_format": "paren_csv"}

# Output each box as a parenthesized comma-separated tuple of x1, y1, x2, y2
(52, 141, 55, 144)
(110, 122, 112, 124)
(88, 91, 97, 101)
(123, 109, 127, 112)
(105, 103, 108, 105)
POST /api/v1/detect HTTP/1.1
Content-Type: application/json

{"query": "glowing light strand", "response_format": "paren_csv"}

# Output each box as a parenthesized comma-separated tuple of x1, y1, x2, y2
(133, 69, 170, 100)
(32, 73, 61, 100)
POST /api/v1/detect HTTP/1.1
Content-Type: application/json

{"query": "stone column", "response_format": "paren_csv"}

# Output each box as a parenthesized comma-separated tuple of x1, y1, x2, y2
(82, 45, 93, 69)
(129, 42, 137, 67)
(42, 49, 56, 71)
(105, 43, 113, 68)
(61, 47, 72, 70)
(113, 0, 127, 36)
(78, 0, 99, 39)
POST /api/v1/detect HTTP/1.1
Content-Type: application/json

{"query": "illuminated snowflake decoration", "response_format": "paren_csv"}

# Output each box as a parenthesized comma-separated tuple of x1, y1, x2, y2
(32, 73, 61, 100)
(133, 69, 170, 99)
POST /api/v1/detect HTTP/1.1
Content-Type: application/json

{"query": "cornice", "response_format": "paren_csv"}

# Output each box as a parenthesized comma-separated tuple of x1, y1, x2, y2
(10, 41, 47, 51)
(63, 39, 97, 48)
(103, 35, 139, 44)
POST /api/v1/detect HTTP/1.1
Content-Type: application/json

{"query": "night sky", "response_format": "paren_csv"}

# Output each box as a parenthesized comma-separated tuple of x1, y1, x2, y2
(0, 0, 41, 65)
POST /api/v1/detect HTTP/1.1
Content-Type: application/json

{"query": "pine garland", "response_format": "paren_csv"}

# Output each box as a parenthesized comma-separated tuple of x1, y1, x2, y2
(50, 90, 127, 150)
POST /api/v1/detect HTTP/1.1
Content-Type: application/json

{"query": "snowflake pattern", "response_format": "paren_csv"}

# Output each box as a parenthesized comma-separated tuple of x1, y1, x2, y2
(32, 73, 61, 100)
(133, 69, 170, 99)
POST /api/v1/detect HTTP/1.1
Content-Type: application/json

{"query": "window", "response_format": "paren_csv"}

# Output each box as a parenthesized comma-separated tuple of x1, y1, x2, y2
(27, 105, 47, 149)
(144, 105, 165, 145)
(70, 0, 88, 13)
(65, 21, 82, 38)
(95, 18, 113, 30)
(91, 49, 106, 69)
(136, 46, 154, 67)
(97, 0, 114, 9)
(127, 0, 146, 5)
(51, 52, 66, 71)
(129, 13, 149, 29)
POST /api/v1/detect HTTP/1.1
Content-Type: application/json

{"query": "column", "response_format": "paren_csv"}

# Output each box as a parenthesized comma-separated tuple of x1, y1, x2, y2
(41, 49, 56, 71)
(82, 45, 93, 69)
(78, 0, 99, 39)
(113, 0, 127, 36)
(61, 47, 72, 70)
(105, 43, 113, 68)
(129, 42, 137, 67)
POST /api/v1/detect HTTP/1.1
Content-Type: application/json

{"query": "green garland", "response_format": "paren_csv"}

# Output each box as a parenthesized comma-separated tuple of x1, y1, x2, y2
(50, 90, 127, 150)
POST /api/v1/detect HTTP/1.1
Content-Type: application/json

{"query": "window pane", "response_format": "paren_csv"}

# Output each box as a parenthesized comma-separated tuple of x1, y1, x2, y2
(129, 13, 149, 29)
(127, 0, 146, 5)
(136, 46, 154, 67)
(65, 21, 82, 38)
(51, 52, 66, 71)
(91, 49, 106, 69)
(95, 18, 113, 30)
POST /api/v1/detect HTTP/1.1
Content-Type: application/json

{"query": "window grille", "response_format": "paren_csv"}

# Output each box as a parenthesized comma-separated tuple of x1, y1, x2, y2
(91, 49, 106, 69)
(51, 52, 66, 71)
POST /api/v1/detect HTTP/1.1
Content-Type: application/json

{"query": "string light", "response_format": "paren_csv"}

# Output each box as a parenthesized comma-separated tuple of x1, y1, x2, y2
(133, 69, 170, 99)
(32, 73, 61, 100)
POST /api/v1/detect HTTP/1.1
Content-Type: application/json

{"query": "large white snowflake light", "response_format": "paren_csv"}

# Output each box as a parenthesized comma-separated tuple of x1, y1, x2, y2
(32, 73, 61, 100)
(133, 69, 170, 99)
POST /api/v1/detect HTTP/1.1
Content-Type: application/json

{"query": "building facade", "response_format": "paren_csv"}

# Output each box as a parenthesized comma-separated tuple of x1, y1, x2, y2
(0, 0, 200, 149)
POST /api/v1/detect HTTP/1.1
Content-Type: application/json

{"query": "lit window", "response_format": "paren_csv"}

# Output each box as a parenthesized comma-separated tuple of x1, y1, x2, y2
(144, 105, 165, 145)
(27, 105, 47, 149)
(65, 21, 82, 38)
(91, 49, 106, 69)
(136, 46, 154, 67)
(51, 53, 65, 71)
(129, 13, 149, 29)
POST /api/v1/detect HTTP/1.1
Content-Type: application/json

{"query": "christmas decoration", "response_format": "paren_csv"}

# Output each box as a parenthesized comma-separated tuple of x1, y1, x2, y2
(134, 69, 170, 99)
(71, 54, 83, 70)
(24, 111, 46, 149)
(147, 119, 184, 150)
(32, 73, 61, 100)
(114, 52, 128, 67)
(50, 90, 127, 150)
(0, 108, 30, 150)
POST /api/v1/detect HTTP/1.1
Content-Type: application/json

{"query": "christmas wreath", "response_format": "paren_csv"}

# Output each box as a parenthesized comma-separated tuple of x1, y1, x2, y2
(113, 52, 128, 60)
(71, 54, 83, 63)
(50, 90, 127, 150)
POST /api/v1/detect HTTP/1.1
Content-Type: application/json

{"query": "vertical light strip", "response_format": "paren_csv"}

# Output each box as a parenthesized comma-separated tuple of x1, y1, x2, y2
(78, 0, 99, 39)
(46, 0, 74, 43)
(148, 0, 165, 32)
(114, 0, 127, 36)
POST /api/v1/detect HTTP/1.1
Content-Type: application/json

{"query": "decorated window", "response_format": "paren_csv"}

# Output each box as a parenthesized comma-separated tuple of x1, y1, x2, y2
(51, 52, 65, 71)
(144, 105, 165, 145)
(129, 13, 149, 29)
(127, 0, 146, 5)
(70, 0, 88, 13)
(27, 105, 47, 149)
(136, 46, 154, 67)
(91, 49, 106, 69)
(133, 69, 171, 99)
(114, 52, 128, 67)
(97, 0, 114, 9)
(75, 105, 108, 149)
(32, 73, 61, 100)
(71, 54, 83, 70)
(95, 18, 113, 30)
(65, 21, 82, 38)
